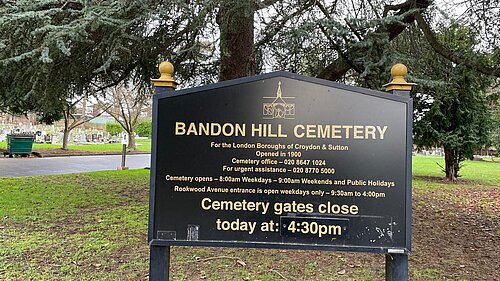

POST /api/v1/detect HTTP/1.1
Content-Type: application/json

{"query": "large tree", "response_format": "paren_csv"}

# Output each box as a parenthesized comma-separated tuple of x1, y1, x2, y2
(414, 71, 493, 181)
(402, 24, 496, 181)
(1, 0, 499, 118)
(217, 1, 256, 81)
(0, 0, 216, 121)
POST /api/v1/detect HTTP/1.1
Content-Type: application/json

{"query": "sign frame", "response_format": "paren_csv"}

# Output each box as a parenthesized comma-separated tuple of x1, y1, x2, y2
(148, 71, 412, 255)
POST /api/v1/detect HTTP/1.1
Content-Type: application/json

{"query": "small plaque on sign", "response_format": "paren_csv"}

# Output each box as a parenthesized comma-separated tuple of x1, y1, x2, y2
(157, 231, 176, 240)
(121, 134, 129, 145)
(280, 216, 348, 240)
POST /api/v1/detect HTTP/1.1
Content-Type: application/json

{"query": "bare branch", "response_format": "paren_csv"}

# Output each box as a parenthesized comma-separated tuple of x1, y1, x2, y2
(367, 0, 382, 19)
(254, 1, 315, 49)
(318, 0, 432, 81)
(383, 1, 411, 17)
(35, 1, 84, 11)
(415, 11, 500, 77)
(344, 18, 363, 41)
(254, 0, 282, 10)
(68, 103, 112, 131)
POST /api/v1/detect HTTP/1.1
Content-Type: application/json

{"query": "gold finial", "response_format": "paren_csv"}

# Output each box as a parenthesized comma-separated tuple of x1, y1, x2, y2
(383, 63, 416, 91)
(152, 60, 178, 88)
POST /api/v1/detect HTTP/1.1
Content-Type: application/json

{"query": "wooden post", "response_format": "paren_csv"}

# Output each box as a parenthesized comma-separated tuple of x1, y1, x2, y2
(383, 63, 415, 281)
(149, 61, 177, 281)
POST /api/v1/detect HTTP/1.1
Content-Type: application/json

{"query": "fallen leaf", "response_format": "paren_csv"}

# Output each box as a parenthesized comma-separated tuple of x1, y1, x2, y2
(236, 259, 246, 267)
(338, 269, 346, 275)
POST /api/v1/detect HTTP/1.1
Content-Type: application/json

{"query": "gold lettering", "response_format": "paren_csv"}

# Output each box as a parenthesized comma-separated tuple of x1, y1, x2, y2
(331, 125, 342, 139)
(187, 122, 198, 135)
(175, 122, 186, 135)
(377, 126, 388, 139)
(266, 124, 277, 137)
(278, 124, 288, 137)
(199, 123, 209, 135)
(318, 203, 326, 213)
(177, 122, 388, 140)
(201, 198, 211, 210)
(342, 125, 353, 138)
(210, 123, 221, 136)
(318, 125, 330, 138)
(251, 124, 263, 137)
(353, 125, 364, 139)
(222, 123, 233, 136)
(294, 124, 305, 138)
(306, 125, 316, 138)
(235, 123, 245, 136)
(365, 126, 376, 139)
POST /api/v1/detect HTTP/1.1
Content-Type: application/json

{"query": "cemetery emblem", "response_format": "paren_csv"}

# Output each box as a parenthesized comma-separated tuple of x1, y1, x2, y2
(262, 81, 295, 119)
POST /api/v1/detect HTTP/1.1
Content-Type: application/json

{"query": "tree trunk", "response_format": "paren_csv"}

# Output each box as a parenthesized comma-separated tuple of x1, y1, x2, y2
(217, 1, 256, 81)
(127, 132, 136, 150)
(444, 147, 459, 181)
(62, 126, 70, 150)
(62, 113, 70, 150)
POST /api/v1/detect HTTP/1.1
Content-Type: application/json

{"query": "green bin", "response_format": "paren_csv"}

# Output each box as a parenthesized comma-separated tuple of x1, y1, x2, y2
(6, 134, 35, 156)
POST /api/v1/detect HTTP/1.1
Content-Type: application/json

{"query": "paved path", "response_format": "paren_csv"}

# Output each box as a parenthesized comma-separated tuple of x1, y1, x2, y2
(0, 154, 151, 177)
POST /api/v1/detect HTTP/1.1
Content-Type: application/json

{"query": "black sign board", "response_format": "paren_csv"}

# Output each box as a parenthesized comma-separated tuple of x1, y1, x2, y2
(149, 72, 412, 254)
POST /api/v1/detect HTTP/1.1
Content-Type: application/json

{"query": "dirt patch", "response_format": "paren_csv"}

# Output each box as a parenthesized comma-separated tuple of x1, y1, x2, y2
(411, 186, 500, 280)
(454, 187, 500, 215)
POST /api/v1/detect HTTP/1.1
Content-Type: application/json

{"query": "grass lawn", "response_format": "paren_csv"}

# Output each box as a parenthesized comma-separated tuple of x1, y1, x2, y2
(0, 156, 498, 280)
(412, 155, 499, 186)
(0, 138, 151, 153)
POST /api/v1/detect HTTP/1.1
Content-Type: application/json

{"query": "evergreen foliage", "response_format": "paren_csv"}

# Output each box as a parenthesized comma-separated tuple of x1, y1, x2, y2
(0, 0, 217, 122)
(487, 87, 500, 153)
(404, 25, 496, 180)
(105, 122, 122, 136)
(136, 119, 152, 138)
(0, 0, 436, 119)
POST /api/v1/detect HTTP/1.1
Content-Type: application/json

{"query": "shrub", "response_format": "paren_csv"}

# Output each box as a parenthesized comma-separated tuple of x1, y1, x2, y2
(136, 120, 152, 138)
